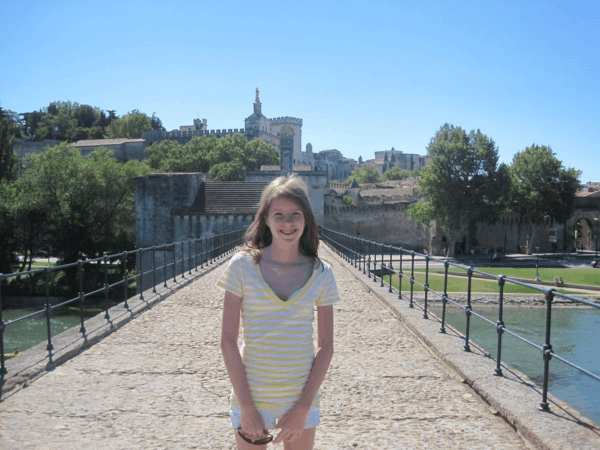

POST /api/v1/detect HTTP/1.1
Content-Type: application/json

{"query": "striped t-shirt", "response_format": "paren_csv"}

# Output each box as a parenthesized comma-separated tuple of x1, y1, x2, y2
(217, 251, 340, 410)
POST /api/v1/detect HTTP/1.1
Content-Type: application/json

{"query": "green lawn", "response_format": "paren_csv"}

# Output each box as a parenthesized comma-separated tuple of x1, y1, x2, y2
(385, 272, 587, 295)
(410, 267, 600, 288)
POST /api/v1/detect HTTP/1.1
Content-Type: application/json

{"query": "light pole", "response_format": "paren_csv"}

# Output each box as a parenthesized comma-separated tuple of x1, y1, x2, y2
(535, 246, 540, 281)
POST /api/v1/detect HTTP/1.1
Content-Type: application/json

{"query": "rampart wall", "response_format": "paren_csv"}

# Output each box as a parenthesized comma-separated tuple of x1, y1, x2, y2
(13, 138, 60, 158)
(244, 170, 328, 225)
(324, 203, 431, 250)
(270, 116, 302, 125)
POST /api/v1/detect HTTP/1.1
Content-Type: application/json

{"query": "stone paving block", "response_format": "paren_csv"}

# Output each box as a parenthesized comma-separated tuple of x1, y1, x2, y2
(0, 245, 534, 449)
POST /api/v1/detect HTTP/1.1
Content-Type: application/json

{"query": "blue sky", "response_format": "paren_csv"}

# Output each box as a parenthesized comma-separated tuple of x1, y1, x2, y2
(1, 0, 598, 182)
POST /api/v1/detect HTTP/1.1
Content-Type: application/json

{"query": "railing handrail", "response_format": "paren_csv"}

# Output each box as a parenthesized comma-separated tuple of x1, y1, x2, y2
(0, 230, 246, 377)
(317, 225, 600, 414)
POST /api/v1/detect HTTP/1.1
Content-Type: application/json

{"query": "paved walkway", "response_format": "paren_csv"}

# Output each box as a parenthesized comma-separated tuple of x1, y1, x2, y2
(0, 246, 527, 449)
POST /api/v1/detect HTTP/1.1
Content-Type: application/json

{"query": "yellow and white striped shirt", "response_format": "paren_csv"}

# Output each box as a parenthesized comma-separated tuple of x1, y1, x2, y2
(217, 251, 340, 410)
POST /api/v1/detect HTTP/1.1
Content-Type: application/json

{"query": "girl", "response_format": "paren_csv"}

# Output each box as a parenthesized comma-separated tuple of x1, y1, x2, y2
(218, 174, 340, 449)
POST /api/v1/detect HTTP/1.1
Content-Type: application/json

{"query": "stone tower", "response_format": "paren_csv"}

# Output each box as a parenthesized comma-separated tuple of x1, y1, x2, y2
(253, 87, 262, 115)
(279, 126, 294, 175)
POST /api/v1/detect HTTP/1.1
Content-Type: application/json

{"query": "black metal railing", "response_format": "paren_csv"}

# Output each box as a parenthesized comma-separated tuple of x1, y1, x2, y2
(0, 229, 244, 376)
(318, 226, 600, 413)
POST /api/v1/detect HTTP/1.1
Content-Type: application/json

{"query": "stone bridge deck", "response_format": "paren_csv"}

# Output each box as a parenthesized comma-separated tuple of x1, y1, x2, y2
(0, 245, 596, 449)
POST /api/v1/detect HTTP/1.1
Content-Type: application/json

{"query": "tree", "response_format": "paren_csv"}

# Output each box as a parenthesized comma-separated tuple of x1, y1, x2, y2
(0, 183, 19, 274)
(408, 124, 509, 257)
(0, 118, 17, 183)
(151, 113, 165, 131)
(17, 143, 151, 273)
(509, 144, 580, 254)
(144, 133, 279, 180)
(106, 110, 153, 138)
(343, 195, 356, 206)
(343, 165, 380, 184)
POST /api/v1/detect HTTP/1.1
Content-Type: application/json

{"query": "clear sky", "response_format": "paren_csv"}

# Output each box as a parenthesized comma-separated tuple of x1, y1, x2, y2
(1, 0, 598, 182)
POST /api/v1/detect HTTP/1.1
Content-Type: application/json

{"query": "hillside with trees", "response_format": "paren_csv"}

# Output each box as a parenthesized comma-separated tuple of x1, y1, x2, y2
(1, 101, 164, 142)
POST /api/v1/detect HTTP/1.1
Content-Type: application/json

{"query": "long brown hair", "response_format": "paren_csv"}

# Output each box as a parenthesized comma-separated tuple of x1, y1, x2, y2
(244, 174, 320, 264)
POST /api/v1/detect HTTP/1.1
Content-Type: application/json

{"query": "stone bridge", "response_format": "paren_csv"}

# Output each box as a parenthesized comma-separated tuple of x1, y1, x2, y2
(0, 245, 598, 449)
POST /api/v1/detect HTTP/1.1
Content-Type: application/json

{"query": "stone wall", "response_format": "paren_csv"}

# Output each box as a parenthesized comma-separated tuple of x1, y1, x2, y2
(75, 140, 148, 161)
(429, 196, 600, 255)
(244, 170, 328, 225)
(136, 173, 206, 290)
(323, 203, 432, 251)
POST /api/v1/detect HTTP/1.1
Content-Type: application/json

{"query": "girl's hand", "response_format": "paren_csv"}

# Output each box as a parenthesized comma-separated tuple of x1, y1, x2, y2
(273, 404, 310, 444)
(240, 405, 268, 442)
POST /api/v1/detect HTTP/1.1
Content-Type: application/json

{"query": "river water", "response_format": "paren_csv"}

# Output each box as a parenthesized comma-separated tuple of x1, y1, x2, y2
(429, 304, 600, 426)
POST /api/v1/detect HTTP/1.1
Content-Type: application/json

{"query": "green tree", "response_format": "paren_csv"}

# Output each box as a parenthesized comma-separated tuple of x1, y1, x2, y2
(382, 167, 408, 181)
(0, 183, 19, 273)
(408, 124, 509, 257)
(509, 144, 580, 254)
(343, 195, 356, 206)
(343, 165, 381, 184)
(17, 143, 151, 272)
(144, 134, 279, 180)
(106, 110, 153, 138)
(0, 118, 17, 183)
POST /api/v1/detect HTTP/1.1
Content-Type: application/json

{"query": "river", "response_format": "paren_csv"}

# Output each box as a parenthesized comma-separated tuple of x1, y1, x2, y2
(429, 304, 600, 426)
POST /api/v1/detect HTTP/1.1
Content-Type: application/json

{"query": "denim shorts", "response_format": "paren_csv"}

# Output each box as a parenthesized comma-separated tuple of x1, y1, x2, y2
(230, 404, 320, 430)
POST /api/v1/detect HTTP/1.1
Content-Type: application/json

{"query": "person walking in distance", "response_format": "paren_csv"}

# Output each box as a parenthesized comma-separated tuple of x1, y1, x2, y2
(219, 174, 340, 449)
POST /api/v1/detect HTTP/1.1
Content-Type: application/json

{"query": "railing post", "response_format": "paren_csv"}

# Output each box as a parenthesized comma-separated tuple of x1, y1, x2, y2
(200, 239, 204, 269)
(138, 249, 145, 300)
(180, 241, 185, 279)
(78, 260, 87, 337)
(189, 240, 192, 275)
(539, 288, 555, 411)
(163, 244, 168, 288)
(494, 275, 506, 376)
(423, 254, 430, 319)
(124, 251, 131, 307)
(103, 255, 111, 321)
(44, 266, 54, 364)
(0, 273, 6, 376)
(409, 251, 415, 308)
(373, 243, 378, 283)
(398, 249, 403, 299)
(388, 245, 393, 293)
(151, 247, 156, 293)
(173, 244, 177, 282)
(440, 260, 449, 333)
(194, 239, 198, 272)
(464, 267, 473, 352)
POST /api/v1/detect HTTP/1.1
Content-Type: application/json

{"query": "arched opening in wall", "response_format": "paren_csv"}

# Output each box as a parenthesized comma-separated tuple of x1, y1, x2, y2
(574, 218, 594, 251)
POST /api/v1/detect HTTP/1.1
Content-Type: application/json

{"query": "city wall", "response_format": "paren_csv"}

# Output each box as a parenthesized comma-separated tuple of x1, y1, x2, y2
(324, 203, 431, 251)
(244, 170, 328, 225)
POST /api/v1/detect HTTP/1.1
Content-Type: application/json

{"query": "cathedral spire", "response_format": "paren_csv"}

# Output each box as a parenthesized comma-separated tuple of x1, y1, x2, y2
(253, 87, 262, 115)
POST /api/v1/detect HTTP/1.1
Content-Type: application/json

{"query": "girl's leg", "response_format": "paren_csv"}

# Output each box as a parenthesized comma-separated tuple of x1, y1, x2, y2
(283, 427, 316, 450)
(234, 431, 268, 450)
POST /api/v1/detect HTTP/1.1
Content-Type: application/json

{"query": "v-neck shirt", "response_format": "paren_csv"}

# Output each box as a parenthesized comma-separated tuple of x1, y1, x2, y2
(217, 251, 340, 410)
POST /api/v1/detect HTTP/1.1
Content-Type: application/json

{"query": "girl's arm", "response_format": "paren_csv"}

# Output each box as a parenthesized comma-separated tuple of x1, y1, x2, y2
(296, 304, 335, 407)
(220, 291, 266, 439)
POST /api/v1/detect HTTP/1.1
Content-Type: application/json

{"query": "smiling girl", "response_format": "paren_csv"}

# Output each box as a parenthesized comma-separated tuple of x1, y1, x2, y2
(218, 175, 340, 449)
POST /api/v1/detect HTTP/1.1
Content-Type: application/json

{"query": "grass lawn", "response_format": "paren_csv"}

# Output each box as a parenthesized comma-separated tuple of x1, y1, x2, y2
(384, 272, 587, 295)
(411, 267, 600, 288)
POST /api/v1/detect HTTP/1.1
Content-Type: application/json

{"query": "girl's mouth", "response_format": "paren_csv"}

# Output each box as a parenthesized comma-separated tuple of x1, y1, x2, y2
(280, 229, 297, 236)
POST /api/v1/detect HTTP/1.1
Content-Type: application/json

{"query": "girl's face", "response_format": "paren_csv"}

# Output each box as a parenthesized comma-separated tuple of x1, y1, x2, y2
(266, 197, 305, 246)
